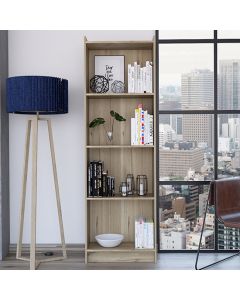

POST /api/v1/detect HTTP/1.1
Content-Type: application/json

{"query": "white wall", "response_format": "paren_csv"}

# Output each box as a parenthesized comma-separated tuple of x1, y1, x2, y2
(9, 30, 154, 244)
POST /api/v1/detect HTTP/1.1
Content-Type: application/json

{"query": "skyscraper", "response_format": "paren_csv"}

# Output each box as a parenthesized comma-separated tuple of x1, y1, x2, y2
(219, 60, 240, 110)
(181, 69, 214, 110)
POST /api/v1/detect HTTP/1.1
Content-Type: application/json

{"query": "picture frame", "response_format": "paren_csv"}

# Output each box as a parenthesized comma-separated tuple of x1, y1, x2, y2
(94, 55, 125, 93)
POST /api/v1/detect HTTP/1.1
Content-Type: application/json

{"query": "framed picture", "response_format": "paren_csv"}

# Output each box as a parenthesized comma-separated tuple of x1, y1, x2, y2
(95, 55, 125, 93)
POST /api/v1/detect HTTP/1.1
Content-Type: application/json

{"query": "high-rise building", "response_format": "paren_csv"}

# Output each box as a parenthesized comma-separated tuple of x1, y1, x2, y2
(172, 196, 196, 222)
(159, 147, 204, 179)
(218, 223, 240, 250)
(182, 114, 214, 148)
(181, 69, 214, 110)
(219, 60, 240, 110)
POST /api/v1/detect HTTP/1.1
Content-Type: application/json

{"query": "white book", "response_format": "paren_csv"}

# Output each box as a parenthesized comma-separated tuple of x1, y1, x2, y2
(143, 221, 148, 248)
(146, 61, 150, 93)
(140, 68, 143, 93)
(140, 109, 144, 145)
(137, 64, 141, 93)
(147, 221, 154, 249)
(131, 117, 136, 145)
(135, 220, 139, 248)
(143, 66, 147, 93)
(128, 64, 132, 93)
(149, 115, 153, 145)
(131, 66, 134, 93)
(134, 62, 138, 93)
(149, 62, 153, 93)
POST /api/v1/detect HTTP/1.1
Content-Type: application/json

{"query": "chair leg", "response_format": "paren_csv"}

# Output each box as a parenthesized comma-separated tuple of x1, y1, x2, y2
(47, 120, 67, 259)
(30, 115, 38, 270)
(16, 120, 31, 259)
(195, 199, 240, 270)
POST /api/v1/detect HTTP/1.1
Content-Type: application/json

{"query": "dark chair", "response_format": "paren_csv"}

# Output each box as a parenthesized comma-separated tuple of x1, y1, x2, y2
(195, 178, 240, 270)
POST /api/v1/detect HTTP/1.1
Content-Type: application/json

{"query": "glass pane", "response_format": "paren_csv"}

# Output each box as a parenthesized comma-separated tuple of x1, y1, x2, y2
(159, 44, 214, 110)
(159, 114, 214, 181)
(159, 184, 214, 250)
(218, 30, 240, 39)
(158, 30, 213, 39)
(218, 223, 240, 250)
(218, 114, 240, 178)
(218, 44, 240, 110)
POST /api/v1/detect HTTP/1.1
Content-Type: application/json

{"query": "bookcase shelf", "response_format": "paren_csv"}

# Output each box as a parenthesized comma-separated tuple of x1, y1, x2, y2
(86, 93, 154, 99)
(87, 193, 154, 201)
(84, 36, 157, 264)
(86, 145, 154, 149)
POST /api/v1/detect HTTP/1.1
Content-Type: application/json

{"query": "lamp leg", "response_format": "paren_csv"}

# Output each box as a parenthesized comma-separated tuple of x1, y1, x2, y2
(30, 115, 38, 270)
(17, 120, 31, 259)
(47, 120, 67, 258)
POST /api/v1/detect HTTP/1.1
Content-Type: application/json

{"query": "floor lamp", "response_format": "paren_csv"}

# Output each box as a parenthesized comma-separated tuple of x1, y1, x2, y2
(7, 76, 68, 270)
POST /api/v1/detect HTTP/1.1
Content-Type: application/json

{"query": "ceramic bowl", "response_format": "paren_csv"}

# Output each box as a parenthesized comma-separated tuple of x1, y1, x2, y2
(95, 233, 124, 248)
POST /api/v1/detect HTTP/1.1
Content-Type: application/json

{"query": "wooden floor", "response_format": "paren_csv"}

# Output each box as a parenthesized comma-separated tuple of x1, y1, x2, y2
(1, 251, 240, 270)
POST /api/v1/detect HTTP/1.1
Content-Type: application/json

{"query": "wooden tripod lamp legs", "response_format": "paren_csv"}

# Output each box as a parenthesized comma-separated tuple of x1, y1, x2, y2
(17, 115, 67, 270)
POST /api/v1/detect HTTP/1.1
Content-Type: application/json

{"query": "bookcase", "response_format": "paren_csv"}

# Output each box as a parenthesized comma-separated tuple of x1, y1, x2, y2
(84, 37, 157, 263)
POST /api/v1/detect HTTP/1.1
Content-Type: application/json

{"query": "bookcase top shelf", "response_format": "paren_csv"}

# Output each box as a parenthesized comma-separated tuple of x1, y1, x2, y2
(85, 41, 154, 50)
(86, 93, 154, 98)
(87, 194, 154, 201)
(87, 242, 156, 252)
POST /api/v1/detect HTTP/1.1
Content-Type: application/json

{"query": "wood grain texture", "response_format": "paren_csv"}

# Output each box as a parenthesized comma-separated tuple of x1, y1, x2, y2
(85, 39, 156, 263)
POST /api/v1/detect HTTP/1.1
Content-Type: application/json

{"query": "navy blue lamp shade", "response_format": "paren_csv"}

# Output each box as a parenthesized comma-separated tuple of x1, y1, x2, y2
(6, 76, 68, 114)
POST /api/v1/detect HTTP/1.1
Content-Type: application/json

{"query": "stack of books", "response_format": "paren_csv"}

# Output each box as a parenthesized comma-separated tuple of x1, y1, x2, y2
(131, 104, 153, 145)
(88, 160, 115, 197)
(135, 217, 154, 249)
(128, 61, 153, 93)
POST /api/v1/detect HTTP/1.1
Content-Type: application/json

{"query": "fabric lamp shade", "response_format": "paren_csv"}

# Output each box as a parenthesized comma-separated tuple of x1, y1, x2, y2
(6, 76, 68, 114)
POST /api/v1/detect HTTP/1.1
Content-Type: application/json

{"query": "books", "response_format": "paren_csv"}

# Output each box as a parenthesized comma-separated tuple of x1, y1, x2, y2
(128, 61, 153, 93)
(135, 217, 154, 249)
(131, 104, 153, 145)
(87, 160, 115, 197)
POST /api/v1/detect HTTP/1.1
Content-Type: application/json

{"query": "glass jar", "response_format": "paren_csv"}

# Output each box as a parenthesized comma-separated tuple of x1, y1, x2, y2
(119, 182, 127, 197)
(126, 174, 134, 195)
(136, 175, 148, 196)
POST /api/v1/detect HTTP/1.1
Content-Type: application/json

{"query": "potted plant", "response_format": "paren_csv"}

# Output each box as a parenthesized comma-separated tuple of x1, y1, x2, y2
(89, 110, 126, 142)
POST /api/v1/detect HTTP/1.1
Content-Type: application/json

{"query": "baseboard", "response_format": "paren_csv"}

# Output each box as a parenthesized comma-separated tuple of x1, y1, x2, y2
(9, 243, 85, 254)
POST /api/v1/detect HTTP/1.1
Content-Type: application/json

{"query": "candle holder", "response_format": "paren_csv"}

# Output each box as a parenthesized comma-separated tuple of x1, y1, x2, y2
(126, 174, 134, 195)
(119, 182, 127, 197)
(136, 175, 148, 196)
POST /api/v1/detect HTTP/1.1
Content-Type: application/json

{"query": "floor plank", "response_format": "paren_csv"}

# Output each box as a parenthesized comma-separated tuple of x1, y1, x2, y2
(1, 251, 240, 270)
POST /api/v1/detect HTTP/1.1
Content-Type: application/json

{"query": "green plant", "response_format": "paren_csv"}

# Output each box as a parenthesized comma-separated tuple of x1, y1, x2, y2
(89, 110, 126, 141)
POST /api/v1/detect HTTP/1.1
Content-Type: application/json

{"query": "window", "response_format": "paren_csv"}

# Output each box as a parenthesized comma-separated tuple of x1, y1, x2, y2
(157, 30, 240, 252)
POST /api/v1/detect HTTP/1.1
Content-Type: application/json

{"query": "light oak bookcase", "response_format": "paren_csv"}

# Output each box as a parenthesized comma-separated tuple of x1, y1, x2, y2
(84, 37, 157, 263)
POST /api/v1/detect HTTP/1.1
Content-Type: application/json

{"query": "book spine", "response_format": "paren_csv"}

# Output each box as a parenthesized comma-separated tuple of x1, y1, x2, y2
(149, 115, 154, 145)
(143, 221, 148, 248)
(135, 220, 139, 248)
(88, 164, 91, 197)
(128, 64, 132, 93)
(144, 110, 148, 145)
(131, 66, 134, 94)
(137, 64, 140, 93)
(135, 108, 139, 145)
(147, 221, 154, 249)
(140, 68, 143, 93)
(97, 161, 103, 197)
(102, 172, 108, 197)
(146, 61, 150, 93)
(143, 66, 146, 93)
(149, 62, 153, 93)
(131, 117, 136, 145)
(134, 62, 138, 93)
(141, 109, 145, 145)
(111, 177, 115, 196)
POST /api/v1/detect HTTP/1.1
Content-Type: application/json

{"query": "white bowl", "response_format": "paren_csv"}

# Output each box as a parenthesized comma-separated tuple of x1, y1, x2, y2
(95, 233, 124, 248)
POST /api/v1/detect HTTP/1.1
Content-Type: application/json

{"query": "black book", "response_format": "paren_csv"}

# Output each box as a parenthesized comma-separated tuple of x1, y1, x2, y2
(97, 161, 103, 197)
(91, 161, 99, 197)
(102, 171, 108, 197)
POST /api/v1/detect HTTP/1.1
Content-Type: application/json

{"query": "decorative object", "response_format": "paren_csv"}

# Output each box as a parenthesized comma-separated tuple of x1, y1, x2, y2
(111, 80, 125, 93)
(90, 75, 109, 93)
(126, 174, 134, 195)
(95, 55, 124, 93)
(89, 110, 126, 143)
(136, 175, 148, 196)
(6, 76, 68, 270)
(119, 182, 127, 197)
(95, 234, 124, 248)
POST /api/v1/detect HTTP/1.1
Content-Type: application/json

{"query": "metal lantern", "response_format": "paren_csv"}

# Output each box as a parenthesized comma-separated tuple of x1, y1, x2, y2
(126, 174, 134, 195)
(136, 175, 148, 196)
(119, 182, 127, 197)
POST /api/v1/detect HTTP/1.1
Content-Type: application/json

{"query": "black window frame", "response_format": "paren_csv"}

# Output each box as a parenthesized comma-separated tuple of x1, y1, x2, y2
(156, 30, 240, 253)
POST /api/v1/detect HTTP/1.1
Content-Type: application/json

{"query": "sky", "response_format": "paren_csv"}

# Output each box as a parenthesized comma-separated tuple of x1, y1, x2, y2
(159, 31, 240, 86)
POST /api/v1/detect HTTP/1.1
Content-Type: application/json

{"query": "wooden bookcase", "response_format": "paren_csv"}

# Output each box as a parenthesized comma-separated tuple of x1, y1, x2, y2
(84, 37, 157, 263)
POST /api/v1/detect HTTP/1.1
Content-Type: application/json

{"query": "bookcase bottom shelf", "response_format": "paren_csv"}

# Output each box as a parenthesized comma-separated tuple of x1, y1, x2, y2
(86, 243, 156, 263)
